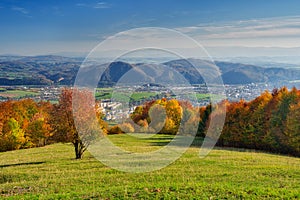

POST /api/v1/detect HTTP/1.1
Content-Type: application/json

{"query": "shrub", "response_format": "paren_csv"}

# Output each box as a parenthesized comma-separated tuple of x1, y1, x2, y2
(108, 125, 124, 134)
(119, 123, 135, 133)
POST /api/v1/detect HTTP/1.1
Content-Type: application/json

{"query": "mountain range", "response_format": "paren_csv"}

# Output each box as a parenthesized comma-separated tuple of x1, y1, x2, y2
(0, 55, 300, 86)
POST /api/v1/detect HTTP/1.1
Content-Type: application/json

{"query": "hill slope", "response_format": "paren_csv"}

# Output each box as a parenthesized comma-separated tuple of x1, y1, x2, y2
(1, 134, 299, 199)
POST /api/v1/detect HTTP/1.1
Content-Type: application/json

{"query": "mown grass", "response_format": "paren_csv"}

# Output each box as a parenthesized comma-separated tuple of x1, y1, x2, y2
(0, 134, 299, 199)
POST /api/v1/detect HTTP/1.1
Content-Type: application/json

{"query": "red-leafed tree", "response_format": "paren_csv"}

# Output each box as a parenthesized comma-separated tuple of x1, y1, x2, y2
(51, 88, 107, 159)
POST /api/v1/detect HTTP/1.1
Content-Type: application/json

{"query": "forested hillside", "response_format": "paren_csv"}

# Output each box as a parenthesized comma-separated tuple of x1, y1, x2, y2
(1, 56, 300, 86)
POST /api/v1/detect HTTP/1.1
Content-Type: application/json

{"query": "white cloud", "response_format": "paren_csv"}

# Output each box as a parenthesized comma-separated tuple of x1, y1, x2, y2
(11, 6, 29, 15)
(94, 2, 110, 9)
(90, 17, 300, 58)
(76, 2, 111, 9)
(175, 16, 300, 47)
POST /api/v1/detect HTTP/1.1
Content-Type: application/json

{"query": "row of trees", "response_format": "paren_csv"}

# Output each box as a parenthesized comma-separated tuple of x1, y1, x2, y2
(128, 87, 300, 157)
(0, 87, 299, 157)
(0, 88, 107, 159)
(109, 98, 200, 135)
(0, 99, 52, 151)
(218, 87, 300, 156)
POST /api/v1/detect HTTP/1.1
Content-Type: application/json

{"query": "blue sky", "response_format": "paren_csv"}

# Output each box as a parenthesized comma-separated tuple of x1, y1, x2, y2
(1, 0, 300, 57)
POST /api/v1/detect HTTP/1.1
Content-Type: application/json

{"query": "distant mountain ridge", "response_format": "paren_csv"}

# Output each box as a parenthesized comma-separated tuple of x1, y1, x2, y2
(0, 55, 300, 86)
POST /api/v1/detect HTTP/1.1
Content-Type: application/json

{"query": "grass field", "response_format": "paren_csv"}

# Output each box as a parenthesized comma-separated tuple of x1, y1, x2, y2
(0, 134, 299, 199)
(95, 90, 157, 102)
(0, 90, 39, 98)
(95, 89, 218, 102)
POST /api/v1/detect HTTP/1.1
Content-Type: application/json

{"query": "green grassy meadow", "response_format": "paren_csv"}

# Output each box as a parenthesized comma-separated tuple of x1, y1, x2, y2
(0, 89, 39, 98)
(0, 134, 299, 199)
(95, 89, 219, 102)
(95, 89, 157, 102)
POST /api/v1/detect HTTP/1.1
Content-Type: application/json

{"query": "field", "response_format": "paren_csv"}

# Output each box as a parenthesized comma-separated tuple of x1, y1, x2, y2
(0, 134, 299, 199)
(95, 89, 158, 102)
(95, 88, 218, 102)
(0, 89, 39, 98)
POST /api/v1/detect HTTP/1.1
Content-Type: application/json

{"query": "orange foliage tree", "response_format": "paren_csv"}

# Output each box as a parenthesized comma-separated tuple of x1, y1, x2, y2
(51, 88, 107, 159)
(0, 99, 53, 152)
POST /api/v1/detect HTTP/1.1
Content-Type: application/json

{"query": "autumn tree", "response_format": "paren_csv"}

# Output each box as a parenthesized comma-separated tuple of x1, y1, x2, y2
(26, 112, 51, 147)
(285, 102, 300, 156)
(131, 98, 194, 135)
(51, 88, 107, 159)
(197, 103, 212, 137)
(0, 118, 26, 151)
(0, 99, 53, 151)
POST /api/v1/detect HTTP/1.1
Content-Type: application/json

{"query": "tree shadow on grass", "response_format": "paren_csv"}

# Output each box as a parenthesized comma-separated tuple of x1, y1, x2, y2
(213, 146, 286, 156)
(146, 135, 204, 147)
(0, 161, 45, 169)
(140, 135, 175, 146)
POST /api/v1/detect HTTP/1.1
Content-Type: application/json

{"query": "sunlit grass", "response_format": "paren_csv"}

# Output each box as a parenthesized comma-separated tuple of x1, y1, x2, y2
(0, 134, 299, 199)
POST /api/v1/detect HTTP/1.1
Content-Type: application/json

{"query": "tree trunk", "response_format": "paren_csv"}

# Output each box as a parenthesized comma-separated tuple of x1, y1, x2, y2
(74, 141, 82, 159)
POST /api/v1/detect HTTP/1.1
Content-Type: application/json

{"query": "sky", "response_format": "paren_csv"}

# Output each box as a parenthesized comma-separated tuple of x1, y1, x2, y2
(1, 0, 300, 58)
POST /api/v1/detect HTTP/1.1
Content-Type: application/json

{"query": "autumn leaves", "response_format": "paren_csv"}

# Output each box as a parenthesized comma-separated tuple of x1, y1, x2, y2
(0, 86, 299, 158)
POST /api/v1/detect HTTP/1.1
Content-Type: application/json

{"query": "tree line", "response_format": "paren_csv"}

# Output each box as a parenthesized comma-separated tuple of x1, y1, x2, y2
(127, 87, 300, 157)
(0, 87, 299, 158)
(218, 87, 300, 156)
